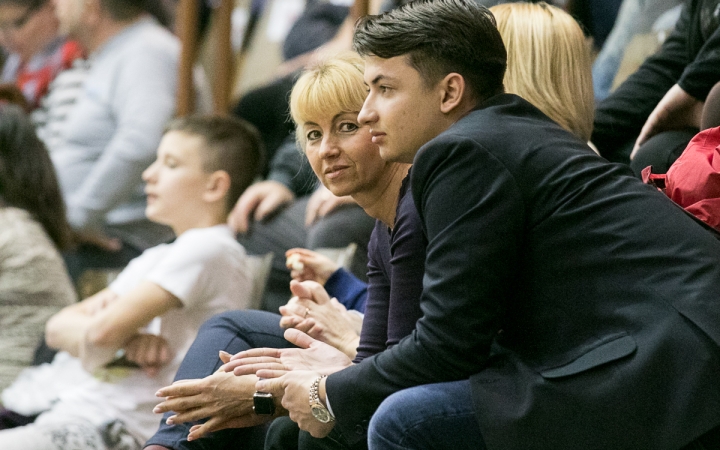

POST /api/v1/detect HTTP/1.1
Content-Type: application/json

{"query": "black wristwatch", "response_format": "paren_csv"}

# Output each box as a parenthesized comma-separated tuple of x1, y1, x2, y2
(253, 391, 276, 415)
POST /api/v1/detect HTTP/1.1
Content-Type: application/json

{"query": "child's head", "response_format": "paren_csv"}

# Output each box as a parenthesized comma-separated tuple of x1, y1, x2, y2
(142, 115, 262, 232)
(0, 103, 71, 249)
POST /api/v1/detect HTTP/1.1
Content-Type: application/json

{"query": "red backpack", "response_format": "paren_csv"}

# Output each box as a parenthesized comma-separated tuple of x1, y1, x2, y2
(642, 126, 720, 233)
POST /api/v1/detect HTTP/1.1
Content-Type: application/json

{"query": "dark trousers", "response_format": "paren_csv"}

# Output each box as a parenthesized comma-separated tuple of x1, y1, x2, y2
(144, 310, 293, 450)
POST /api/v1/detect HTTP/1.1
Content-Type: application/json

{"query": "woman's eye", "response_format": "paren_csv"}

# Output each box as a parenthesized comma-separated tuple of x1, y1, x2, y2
(339, 122, 359, 133)
(306, 130, 321, 141)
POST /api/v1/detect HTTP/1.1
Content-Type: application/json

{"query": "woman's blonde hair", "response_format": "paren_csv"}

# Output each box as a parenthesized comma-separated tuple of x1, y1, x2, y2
(290, 52, 366, 148)
(491, 2, 594, 142)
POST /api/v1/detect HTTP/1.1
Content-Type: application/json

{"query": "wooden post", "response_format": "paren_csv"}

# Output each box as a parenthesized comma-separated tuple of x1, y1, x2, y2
(176, 0, 200, 116)
(213, 0, 234, 113)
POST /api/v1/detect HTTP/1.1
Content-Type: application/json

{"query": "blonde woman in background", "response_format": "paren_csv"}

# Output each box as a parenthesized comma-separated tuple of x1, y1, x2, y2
(491, 2, 595, 144)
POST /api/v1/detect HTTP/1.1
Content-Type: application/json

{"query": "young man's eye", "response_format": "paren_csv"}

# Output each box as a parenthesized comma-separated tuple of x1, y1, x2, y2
(306, 130, 321, 141)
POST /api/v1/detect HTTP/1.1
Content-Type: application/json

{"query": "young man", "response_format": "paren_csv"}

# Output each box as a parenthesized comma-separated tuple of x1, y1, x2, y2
(0, 116, 261, 449)
(250, 1, 720, 448)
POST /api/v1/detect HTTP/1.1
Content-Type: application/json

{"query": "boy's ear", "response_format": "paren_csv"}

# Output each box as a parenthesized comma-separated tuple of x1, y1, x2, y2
(439, 72, 466, 114)
(203, 170, 231, 204)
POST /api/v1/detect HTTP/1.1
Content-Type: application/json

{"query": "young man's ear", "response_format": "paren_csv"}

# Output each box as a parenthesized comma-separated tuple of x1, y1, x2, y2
(203, 170, 231, 204)
(439, 73, 466, 114)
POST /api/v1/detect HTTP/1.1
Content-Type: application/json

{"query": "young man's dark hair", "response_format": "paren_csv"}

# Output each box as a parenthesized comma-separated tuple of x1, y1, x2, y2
(353, 0, 507, 103)
(165, 115, 264, 212)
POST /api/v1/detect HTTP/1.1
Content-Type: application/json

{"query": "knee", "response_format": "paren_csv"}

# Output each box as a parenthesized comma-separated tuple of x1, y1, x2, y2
(368, 388, 418, 448)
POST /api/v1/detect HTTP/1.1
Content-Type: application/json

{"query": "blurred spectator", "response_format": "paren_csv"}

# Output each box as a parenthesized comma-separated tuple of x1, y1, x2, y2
(0, 0, 82, 108)
(592, 0, 682, 101)
(0, 104, 76, 391)
(492, 1, 595, 143)
(593, 0, 720, 176)
(50, 0, 180, 281)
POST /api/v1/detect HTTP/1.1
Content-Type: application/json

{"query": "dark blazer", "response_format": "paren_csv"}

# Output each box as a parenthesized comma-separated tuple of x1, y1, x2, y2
(326, 94, 720, 450)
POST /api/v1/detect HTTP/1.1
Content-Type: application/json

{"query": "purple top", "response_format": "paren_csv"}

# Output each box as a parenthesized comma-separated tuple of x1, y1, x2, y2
(354, 174, 426, 362)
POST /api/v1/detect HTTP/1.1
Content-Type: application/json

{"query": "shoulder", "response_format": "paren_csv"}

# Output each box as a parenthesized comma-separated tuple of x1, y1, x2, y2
(0, 207, 53, 247)
(171, 226, 246, 263)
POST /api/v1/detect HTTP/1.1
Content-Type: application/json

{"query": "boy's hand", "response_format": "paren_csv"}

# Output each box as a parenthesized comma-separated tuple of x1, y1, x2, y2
(229, 181, 295, 233)
(124, 333, 172, 377)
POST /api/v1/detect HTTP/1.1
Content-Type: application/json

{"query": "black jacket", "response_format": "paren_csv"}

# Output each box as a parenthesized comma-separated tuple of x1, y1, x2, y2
(327, 94, 720, 449)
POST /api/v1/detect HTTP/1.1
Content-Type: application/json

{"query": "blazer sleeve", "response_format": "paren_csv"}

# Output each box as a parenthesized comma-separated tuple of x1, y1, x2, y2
(325, 135, 525, 444)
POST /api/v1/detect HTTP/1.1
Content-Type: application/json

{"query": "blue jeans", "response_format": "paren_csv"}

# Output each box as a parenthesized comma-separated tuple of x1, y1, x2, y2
(368, 380, 485, 450)
(144, 310, 293, 450)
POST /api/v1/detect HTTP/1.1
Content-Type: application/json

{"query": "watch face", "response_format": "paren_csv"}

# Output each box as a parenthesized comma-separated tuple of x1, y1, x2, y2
(253, 392, 275, 415)
(311, 404, 332, 423)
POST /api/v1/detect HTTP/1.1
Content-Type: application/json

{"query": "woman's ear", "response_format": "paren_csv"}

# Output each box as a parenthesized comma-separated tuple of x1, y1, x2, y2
(439, 72, 466, 114)
(203, 170, 231, 204)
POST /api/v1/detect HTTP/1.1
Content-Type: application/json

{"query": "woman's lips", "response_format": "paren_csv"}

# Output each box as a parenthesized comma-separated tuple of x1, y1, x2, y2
(325, 166, 349, 179)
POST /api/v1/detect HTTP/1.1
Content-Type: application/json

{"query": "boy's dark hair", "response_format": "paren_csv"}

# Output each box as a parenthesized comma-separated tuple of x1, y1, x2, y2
(165, 115, 263, 213)
(0, 104, 72, 250)
(353, 0, 507, 104)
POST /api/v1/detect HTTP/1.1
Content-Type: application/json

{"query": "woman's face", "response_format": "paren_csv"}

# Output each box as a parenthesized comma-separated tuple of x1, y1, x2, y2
(302, 111, 392, 199)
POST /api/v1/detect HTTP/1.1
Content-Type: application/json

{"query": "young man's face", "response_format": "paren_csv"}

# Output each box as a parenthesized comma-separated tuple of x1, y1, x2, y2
(358, 55, 448, 164)
(142, 131, 215, 233)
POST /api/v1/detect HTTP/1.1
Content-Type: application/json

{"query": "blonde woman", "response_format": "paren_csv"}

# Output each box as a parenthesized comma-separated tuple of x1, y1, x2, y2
(491, 2, 595, 143)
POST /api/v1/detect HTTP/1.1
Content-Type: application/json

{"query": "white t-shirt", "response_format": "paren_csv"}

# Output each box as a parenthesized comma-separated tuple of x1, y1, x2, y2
(2, 225, 251, 442)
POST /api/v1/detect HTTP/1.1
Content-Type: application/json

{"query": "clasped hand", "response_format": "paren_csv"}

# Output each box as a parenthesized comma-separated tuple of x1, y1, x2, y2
(221, 328, 353, 438)
(153, 351, 274, 441)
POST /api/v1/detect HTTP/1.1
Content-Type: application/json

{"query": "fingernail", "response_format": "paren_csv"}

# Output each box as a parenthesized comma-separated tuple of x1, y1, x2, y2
(220, 350, 231, 357)
(166, 417, 175, 425)
(153, 406, 161, 413)
(155, 390, 163, 397)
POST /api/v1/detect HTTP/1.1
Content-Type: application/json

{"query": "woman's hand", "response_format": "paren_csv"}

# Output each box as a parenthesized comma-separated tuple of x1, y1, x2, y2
(279, 281, 360, 357)
(221, 328, 353, 378)
(285, 249, 338, 285)
(153, 352, 277, 441)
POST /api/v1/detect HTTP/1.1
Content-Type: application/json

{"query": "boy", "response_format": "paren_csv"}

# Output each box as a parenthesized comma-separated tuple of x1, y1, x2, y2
(0, 115, 262, 450)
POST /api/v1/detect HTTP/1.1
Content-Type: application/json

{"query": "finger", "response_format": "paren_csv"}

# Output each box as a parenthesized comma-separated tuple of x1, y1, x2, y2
(290, 280, 331, 305)
(293, 319, 315, 334)
(219, 350, 232, 364)
(317, 198, 339, 218)
(255, 195, 283, 221)
(285, 248, 315, 258)
(255, 376, 286, 396)
(155, 379, 203, 397)
(229, 347, 283, 361)
(305, 202, 320, 226)
(232, 362, 286, 376)
(284, 327, 319, 349)
(281, 300, 307, 317)
(255, 369, 290, 379)
(222, 356, 283, 373)
(154, 395, 205, 416)
(233, 194, 260, 233)
(167, 405, 216, 425)
(279, 316, 303, 329)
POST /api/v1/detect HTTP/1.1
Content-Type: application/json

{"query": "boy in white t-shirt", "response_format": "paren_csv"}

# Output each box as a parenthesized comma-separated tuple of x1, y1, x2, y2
(0, 116, 263, 450)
